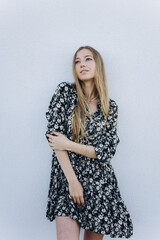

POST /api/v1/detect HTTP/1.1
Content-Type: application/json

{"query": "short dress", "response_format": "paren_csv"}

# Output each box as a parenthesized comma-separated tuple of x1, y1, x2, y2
(45, 81, 133, 238)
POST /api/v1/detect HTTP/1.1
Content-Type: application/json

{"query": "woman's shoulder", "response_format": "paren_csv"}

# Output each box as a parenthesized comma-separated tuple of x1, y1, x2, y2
(109, 98, 119, 113)
(55, 81, 77, 95)
(54, 81, 78, 114)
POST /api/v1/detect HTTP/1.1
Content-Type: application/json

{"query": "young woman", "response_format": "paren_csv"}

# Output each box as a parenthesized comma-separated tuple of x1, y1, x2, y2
(45, 46, 133, 240)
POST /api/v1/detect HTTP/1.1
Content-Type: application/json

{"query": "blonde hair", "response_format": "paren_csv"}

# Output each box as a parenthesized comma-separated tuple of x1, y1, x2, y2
(71, 45, 110, 143)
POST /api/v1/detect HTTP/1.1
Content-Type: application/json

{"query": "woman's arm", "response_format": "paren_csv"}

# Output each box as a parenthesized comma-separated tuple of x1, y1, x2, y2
(54, 149, 78, 184)
(45, 82, 85, 206)
(66, 141, 97, 159)
(54, 149, 85, 206)
(45, 82, 79, 183)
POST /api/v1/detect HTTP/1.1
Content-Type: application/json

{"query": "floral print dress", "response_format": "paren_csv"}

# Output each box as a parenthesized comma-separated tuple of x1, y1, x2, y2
(45, 81, 133, 238)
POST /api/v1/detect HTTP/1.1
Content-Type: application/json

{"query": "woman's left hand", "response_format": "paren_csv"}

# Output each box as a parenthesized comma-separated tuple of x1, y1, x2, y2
(46, 131, 70, 151)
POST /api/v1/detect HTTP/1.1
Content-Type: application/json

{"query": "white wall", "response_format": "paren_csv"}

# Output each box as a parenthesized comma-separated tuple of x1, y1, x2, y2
(0, 0, 160, 239)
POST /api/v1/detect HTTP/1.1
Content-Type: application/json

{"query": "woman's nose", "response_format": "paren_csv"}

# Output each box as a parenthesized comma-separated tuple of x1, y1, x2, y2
(80, 62, 86, 67)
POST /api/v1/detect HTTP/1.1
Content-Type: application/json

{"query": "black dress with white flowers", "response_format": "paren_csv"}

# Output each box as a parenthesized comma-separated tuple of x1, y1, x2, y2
(45, 81, 133, 238)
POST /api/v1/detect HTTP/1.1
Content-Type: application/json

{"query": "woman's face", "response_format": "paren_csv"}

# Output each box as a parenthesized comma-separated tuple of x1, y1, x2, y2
(74, 49, 96, 81)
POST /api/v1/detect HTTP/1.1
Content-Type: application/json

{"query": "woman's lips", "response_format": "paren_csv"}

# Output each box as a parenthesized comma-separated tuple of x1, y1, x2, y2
(81, 70, 88, 74)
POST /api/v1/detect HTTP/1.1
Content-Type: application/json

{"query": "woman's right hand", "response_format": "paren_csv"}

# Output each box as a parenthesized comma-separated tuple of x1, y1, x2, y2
(68, 179, 85, 206)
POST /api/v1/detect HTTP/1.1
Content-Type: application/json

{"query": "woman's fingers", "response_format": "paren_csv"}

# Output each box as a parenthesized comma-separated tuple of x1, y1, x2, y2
(80, 196, 85, 206)
(76, 197, 81, 206)
(72, 195, 85, 206)
(72, 196, 77, 204)
(69, 180, 85, 206)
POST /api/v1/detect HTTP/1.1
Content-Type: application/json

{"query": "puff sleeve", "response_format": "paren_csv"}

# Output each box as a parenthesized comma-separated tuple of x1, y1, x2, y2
(45, 82, 68, 143)
(92, 99, 120, 166)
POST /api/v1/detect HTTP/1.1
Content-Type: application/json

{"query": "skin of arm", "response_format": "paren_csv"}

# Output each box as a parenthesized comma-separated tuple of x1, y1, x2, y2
(46, 132, 97, 185)
(46, 132, 97, 159)
(54, 149, 79, 184)
(46, 132, 96, 205)
(66, 140, 97, 159)
(54, 140, 98, 184)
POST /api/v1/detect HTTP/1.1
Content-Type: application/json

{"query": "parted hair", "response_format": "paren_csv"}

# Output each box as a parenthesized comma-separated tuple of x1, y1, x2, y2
(71, 46, 110, 143)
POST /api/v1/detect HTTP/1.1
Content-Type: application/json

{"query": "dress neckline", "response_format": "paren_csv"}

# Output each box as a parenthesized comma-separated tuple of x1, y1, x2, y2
(87, 102, 101, 117)
(70, 82, 101, 116)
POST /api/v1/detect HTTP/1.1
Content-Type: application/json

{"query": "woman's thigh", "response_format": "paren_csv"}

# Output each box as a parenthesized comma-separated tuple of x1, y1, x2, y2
(84, 229, 104, 240)
(55, 216, 81, 240)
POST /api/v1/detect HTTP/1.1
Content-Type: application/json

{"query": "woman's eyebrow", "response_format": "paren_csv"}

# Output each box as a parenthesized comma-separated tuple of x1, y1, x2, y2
(75, 55, 93, 60)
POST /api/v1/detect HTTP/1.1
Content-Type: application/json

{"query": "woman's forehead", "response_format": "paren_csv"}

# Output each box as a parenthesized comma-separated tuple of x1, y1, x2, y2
(76, 49, 93, 59)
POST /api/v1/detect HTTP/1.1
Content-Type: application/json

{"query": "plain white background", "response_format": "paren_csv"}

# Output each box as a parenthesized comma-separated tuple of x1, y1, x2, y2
(0, 0, 160, 239)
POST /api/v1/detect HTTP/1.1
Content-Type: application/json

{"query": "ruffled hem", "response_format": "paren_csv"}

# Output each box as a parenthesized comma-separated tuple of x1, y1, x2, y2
(46, 213, 133, 238)
(46, 193, 133, 239)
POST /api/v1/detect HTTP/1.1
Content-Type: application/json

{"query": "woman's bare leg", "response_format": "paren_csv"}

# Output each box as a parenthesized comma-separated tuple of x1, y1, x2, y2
(83, 229, 104, 240)
(55, 216, 81, 240)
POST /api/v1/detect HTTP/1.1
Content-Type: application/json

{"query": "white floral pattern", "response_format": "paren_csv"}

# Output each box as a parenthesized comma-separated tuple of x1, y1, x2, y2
(45, 81, 133, 238)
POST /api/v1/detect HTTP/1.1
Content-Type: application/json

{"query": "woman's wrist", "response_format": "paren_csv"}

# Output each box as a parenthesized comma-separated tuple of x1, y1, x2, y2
(68, 175, 79, 184)
(83, 145, 88, 156)
(66, 139, 74, 151)
(66, 139, 97, 159)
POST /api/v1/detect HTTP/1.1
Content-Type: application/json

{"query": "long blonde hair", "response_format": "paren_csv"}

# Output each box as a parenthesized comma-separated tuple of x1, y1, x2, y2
(71, 46, 110, 143)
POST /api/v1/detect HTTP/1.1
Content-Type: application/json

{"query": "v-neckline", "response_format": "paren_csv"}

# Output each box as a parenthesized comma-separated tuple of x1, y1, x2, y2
(71, 83, 101, 116)
(87, 102, 101, 116)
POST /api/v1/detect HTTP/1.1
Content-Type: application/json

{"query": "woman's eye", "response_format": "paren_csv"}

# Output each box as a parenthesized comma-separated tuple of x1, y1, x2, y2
(75, 58, 92, 64)
(86, 58, 92, 61)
